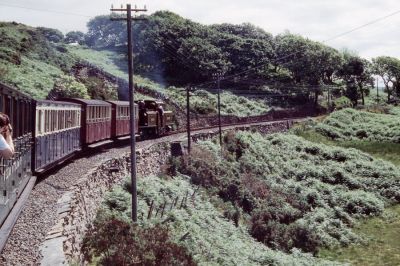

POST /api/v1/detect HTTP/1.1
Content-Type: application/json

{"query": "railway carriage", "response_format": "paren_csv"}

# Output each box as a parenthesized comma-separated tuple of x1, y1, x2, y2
(0, 83, 33, 226)
(33, 100, 81, 173)
(0, 85, 175, 228)
(61, 99, 112, 146)
(106, 101, 139, 138)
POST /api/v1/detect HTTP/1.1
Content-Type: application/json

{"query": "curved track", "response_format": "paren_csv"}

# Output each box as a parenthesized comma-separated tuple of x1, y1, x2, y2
(0, 117, 304, 265)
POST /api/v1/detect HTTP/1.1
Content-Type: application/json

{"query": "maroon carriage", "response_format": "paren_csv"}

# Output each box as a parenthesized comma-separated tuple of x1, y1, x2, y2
(60, 99, 112, 146)
(106, 101, 139, 139)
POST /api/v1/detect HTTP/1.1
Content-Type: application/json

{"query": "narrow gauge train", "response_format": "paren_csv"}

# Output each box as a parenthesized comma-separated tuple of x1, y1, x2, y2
(0, 82, 174, 226)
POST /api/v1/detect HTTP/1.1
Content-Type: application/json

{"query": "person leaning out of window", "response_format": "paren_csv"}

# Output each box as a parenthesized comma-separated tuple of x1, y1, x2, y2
(0, 113, 14, 159)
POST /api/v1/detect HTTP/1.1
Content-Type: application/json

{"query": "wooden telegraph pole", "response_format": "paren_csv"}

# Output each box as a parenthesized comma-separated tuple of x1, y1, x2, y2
(186, 86, 191, 154)
(110, 4, 147, 222)
(213, 72, 224, 154)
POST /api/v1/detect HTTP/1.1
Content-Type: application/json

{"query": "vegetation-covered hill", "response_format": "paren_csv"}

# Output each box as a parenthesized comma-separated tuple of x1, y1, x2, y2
(85, 175, 339, 265)
(83, 129, 400, 264)
(0, 22, 269, 117)
(0, 22, 75, 98)
(292, 108, 400, 264)
(315, 108, 400, 142)
(84, 11, 400, 107)
(0, 22, 120, 100)
(68, 46, 270, 117)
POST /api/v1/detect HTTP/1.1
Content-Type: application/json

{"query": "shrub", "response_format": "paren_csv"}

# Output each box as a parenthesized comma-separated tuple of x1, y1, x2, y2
(173, 131, 400, 253)
(95, 175, 338, 265)
(48, 74, 89, 99)
(82, 218, 195, 266)
(315, 108, 400, 142)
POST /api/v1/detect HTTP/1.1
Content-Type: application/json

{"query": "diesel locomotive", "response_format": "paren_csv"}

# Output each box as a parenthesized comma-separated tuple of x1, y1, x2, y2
(0, 82, 174, 225)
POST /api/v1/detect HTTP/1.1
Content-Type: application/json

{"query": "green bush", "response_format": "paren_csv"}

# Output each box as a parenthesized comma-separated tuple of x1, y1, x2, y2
(333, 96, 352, 109)
(172, 131, 400, 253)
(48, 74, 89, 99)
(95, 175, 338, 265)
(316, 108, 400, 143)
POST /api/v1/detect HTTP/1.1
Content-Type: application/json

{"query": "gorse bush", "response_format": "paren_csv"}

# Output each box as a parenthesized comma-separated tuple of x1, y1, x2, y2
(95, 176, 338, 265)
(315, 108, 400, 142)
(174, 131, 400, 253)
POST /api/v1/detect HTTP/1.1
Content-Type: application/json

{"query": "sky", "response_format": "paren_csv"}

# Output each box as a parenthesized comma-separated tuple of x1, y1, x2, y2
(0, 0, 399, 59)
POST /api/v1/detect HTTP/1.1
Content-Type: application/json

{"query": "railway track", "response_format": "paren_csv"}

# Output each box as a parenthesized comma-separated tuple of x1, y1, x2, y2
(0, 116, 307, 265)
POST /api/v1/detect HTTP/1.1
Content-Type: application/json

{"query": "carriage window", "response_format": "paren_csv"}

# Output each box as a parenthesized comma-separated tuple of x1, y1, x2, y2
(36, 110, 40, 133)
(89, 107, 93, 121)
(45, 110, 49, 133)
(67, 110, 71, 127)
(50, 110, 54, 132)
(39, 110, 43, 134)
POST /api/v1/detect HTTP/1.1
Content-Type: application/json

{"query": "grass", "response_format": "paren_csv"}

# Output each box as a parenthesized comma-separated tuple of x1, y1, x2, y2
(1, 56, 63, 98)
(68, 46, 128, 80)
(319, 205, 400, 265)
(315, 108, 400, 142)
(294, 112, 400, 265)
(0, 22, 79, 99)
(296, 129, 400, 167)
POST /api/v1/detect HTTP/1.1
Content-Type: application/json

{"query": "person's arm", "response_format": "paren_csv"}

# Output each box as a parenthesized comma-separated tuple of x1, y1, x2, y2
(5, 131, 14, 153)
(0, 127, 14, 159)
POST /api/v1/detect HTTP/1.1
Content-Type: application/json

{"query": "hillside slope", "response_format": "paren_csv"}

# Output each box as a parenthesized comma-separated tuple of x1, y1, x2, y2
(68, 46, 270, 117)
(0, 22, 269, 117)
(0, 22, 74, 98)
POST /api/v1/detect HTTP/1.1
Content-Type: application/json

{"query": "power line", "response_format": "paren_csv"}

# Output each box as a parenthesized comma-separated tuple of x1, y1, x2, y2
(193, 8, 400, 88)
(0, 2, 91, 17)
(323, 9, 400, 43)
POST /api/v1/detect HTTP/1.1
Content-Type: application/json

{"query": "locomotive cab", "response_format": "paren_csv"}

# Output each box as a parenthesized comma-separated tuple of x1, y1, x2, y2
(136, 100, 173, 136)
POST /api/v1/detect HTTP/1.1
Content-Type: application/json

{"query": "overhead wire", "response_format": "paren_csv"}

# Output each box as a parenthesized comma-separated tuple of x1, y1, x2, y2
(2, 1, 399, 94)
(192, 8, 400, 88)
(0, 2, 92, 17)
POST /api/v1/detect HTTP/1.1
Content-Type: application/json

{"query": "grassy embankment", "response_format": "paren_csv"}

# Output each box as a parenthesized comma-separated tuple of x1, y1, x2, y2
(294, 108, 400, 265)
(0, 22, 73, 98)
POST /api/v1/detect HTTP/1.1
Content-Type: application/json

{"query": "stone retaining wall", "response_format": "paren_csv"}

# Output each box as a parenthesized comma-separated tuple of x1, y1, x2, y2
(45, 121, 295, 265)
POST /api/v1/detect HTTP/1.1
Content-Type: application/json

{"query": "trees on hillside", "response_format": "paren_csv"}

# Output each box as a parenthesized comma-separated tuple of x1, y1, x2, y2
(37, 27, 64, 43)
(81, 12, 400, 106)
(372, 56, 400, 102)
(274, 33, 343, 105)
(65, 31, 85, 44)
(337, 52, 374, 106)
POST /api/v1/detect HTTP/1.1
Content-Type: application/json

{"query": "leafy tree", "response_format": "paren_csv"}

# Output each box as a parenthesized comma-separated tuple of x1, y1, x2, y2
(338, 53, 373, 106)
(85, 15, 125, 47)
(48, 74, 89, 99)
(274, 33, 343, 105)
(37, 27, 64, 43)
(372, 56, 400, 102)
(65, 31, 85, 44)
